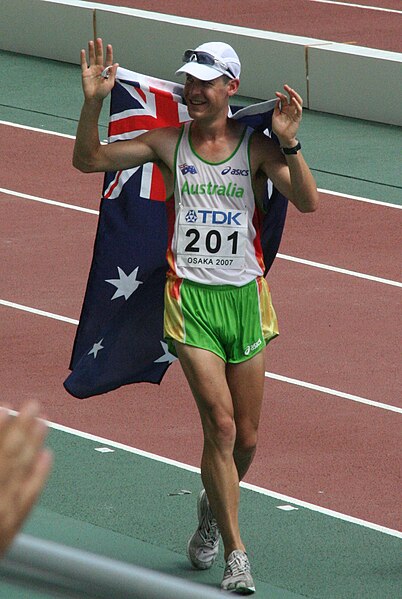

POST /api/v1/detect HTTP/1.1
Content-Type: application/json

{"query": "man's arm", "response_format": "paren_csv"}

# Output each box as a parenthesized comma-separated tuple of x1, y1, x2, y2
(255, 85, 319, 213)
(73, 39, 163, 174)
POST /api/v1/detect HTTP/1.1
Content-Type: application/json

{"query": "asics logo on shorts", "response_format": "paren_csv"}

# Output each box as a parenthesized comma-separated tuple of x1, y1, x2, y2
(244, 338, 262, 355)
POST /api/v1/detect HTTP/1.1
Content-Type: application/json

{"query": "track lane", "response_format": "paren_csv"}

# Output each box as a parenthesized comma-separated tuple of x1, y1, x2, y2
(96, 0, 402, 52)
(279, 196, 402, 282)
(1, 117, 401, 533)
(1, 194, 401, 406)
(1, 306, 400, 531)
(1, 125, 103, 211)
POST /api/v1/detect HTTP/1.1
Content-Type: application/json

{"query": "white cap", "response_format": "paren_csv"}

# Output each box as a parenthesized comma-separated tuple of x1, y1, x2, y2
(176, 42, 241, 81)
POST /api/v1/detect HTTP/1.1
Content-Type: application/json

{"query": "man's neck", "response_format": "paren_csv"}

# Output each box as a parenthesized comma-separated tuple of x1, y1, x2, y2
(189, 118, 243, 163)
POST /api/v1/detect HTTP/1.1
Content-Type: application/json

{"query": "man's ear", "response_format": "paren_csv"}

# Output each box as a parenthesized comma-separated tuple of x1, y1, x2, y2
(227, 78, 240, 97)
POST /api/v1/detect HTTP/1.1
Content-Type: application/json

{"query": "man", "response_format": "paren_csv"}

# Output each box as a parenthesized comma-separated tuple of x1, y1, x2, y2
(73, 38, 318, 594)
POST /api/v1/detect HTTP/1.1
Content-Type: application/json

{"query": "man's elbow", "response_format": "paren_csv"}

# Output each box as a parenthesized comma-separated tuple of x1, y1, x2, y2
(72, 154, 96, 173)
(300, 198, 319, 213)
(298, 189, 319, 213)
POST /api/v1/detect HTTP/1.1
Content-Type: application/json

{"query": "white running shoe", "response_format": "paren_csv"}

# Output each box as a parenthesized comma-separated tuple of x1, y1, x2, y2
(221, 549, 255, 594)
(187, 489, 220, 570)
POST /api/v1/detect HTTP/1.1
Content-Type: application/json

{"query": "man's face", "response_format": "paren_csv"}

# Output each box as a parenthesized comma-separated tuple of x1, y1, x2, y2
(183, 74, 235, 120)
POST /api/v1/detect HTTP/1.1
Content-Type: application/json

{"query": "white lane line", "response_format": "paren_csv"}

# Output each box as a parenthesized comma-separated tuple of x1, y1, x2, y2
(1, 299, 400, 414)
(319, 188, 402, 209)
(1, 188, 401, 288)
(0, 300, 79, 325)
(0, 120, 76, 139)
(265, 371, 402, 414)
(5, 408, 402, 539)
(277, 253, 402, 288)
(3, 185, 400, 214)
(0, 188, 99, 215)
(308, 0, 402, 14)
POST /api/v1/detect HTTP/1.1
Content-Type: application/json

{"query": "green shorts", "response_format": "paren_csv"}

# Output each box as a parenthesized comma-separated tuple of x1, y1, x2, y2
(164, 276, 278, 363)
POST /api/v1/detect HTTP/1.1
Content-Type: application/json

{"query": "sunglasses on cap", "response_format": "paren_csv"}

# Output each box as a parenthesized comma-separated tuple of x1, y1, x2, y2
(182, 50, 236, 79)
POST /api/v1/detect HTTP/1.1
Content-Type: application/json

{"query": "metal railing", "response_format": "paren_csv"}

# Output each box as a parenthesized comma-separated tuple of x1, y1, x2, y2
(0, 534, 225, 599)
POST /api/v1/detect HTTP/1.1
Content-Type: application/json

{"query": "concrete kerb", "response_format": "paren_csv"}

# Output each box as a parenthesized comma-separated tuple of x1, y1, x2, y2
(0, 0, 401, 125)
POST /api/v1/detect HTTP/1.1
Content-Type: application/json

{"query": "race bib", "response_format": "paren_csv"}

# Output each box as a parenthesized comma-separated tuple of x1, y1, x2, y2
(176, 207, 248, 269)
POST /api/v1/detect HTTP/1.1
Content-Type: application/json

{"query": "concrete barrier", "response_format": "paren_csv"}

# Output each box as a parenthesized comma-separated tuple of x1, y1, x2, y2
(1, 0, 401, 125)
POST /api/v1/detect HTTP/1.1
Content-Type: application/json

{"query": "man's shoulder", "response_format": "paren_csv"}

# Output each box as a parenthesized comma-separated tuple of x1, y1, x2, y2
(249, 129, 279, 156)
(141, 125, 183, 170)
(146, 125, 182, 147)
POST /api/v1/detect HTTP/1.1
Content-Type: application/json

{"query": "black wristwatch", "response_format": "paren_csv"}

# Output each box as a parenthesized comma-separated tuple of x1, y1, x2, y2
(281, 140, 301, 155)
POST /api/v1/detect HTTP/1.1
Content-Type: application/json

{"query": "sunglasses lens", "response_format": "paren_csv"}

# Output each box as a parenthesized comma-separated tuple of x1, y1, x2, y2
(183, 50, 214, 66)
(182, 50, 235, 78)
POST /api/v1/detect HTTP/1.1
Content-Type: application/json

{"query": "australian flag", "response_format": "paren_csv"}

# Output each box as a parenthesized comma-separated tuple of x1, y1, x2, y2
(64, 68, 288, 399)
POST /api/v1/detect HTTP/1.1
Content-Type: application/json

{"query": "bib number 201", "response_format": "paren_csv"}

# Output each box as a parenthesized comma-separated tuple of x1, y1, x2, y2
(185, 229, 238, 255)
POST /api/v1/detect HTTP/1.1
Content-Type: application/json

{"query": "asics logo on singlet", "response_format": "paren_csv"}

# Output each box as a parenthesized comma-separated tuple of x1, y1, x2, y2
(221, 166, 249, 176)
(179, 163, 198, 175)
(244, 338, 262, 356)
(185, 209, 244, 226)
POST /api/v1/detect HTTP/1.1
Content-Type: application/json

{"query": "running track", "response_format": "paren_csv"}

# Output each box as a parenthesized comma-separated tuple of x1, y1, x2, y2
(98, 0, 402, 52)
(1, 0, 401, 558)
(1, 114, 400, 535)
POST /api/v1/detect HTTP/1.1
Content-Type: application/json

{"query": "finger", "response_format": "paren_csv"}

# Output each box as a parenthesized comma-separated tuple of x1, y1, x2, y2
(290, 96, 303, 117)
(1, 402, 42, 458)
(0, 406, 11, 432)
(80, 48, 88, 73)
(284, 85, 303, 106)
(95, 37, 105, 66)
(275, 91, 288, 105)
(105, 43, 114, 67)
(13, 449, 53, 529)
(88, 40, 96, 66)
(273, 98, 282, 115)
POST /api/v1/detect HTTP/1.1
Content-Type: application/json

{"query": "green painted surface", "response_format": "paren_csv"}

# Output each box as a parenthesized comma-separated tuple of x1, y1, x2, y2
(1, 429, 400, 598)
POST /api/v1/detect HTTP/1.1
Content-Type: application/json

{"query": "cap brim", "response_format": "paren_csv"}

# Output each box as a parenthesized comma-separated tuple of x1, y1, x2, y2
(175, 62, 225, 81)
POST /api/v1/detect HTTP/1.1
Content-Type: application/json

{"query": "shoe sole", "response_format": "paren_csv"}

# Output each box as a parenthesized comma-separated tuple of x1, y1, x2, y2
(222, 584, 255, 595)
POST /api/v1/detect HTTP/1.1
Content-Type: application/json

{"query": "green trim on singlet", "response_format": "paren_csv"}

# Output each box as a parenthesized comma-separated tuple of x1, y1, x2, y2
(188, 121, 247, 166)
(170, 124, 186, 201)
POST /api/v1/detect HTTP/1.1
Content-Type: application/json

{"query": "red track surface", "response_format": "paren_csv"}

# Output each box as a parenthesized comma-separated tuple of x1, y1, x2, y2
(1, 124, 401, 531)
(94, 0, 402, 53)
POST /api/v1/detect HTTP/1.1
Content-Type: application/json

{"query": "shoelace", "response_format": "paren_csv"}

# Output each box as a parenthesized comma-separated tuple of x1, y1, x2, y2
(199, 510, 220, 547)
(224, 552, 250, 576)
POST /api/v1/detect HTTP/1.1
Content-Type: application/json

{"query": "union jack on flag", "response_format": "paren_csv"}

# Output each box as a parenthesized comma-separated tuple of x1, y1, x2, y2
(64, 69, 288, 399)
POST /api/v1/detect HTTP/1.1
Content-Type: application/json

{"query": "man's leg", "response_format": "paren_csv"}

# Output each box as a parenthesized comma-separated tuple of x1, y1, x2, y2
(226, 350, 266, 481)
(175, 342, 245, 559)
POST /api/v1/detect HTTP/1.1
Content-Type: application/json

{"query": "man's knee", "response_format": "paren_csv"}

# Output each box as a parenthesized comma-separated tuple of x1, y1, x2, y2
(234, 428, 258, 459)
(203, 411, 237, 449)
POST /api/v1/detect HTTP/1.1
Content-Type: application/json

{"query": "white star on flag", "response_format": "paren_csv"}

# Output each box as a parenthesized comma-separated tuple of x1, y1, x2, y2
(105, 266, 143, 300)
(88, 339, 104, 359)
(154, 341, 177, 364)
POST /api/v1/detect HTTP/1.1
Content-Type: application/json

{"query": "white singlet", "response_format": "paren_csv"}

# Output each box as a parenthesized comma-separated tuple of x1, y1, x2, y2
(167, 122, 265, 286)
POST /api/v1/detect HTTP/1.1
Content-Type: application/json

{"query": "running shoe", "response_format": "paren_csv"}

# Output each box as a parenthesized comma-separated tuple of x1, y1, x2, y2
(187, 489, 220, 569)
(221, 549, 255, 594)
